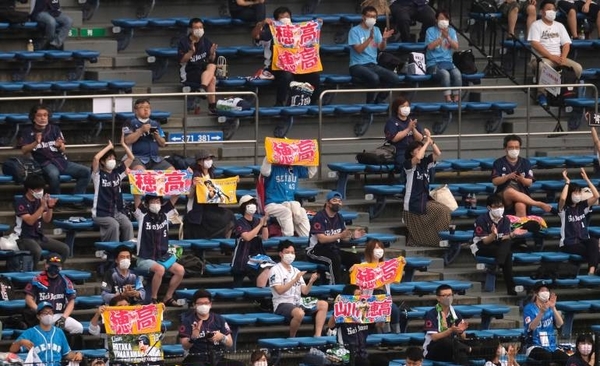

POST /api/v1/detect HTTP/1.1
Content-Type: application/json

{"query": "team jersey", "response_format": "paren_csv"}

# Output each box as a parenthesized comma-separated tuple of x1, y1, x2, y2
(404, 154, 436, 214)
(263, 165, 308, 205)
(122, 118, 165, 164)
(100, 268, 145, 304)
(176, 35, 215, 83)
(178, 311, 231, 359)
(491, 156, 534, 195)
(92, 163, 127, 218)
(269, 262, 305, 311)
(528, 19, 571, 56)
(423, 305, 463, 356)
(559, 201, 592, 247)
(384, 115, 423, 156)
(134, 202, 174, 260)
(308, 210, 346, 250)
(523, 302, 557, 352)
(472, 213, 511, 247)
(16, 325, 70, 365)
(14, 195, 45, 240)
(25, 272, 76, 313)
(18, 124, 68, 170)
(231, 216, 265, 272)
(336, 323, 369, 360)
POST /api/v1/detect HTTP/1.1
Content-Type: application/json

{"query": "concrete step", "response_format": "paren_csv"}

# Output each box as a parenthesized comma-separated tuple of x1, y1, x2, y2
(86, 69, 153, 84)
(112, 54, 149, 68)
(66, 39, 118, 57)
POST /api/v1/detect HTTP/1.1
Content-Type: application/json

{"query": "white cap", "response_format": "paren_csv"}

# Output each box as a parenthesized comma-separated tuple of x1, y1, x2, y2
(239, 195, 255, 207)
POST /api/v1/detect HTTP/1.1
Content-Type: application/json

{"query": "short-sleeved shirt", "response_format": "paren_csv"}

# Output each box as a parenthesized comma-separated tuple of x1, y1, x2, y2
(25, 272, 77, 313)
(423, 306, 464, 356)
(178, 311, 231, 361)
(424, 26, 458, 68)
(308, 210, 346, 250)
(559, 201, 592, 247)
(348, 24, 382, 67)
(16, 325, 70, 364)
(18, 124, 68, 170)
(472, 213, 511, 247)
(269, 263, 305, 311)
(264, 165, 308, 205)
(134, 202, 174, 260)
(231, 216, 265, 272)
(100, 268, 145, 304)
(14, 195, 45, 241)
(491, 156, 534, 195)
(528, 19, 571, 56)
(92, 163, 126, 218)
(566, 354, 591, 366)
(523, 302, 557, 352)
(122, 118, 165, 164)
(404, 154, 436, 214)
(384, 115, 423, 159)
(336, 323, 369, 360)
(176, 35, 215, 83)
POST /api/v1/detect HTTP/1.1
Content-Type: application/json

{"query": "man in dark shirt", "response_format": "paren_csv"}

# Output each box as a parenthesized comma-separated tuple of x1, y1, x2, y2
(100, 245, 145, 304)
(18, 104, 91, 195)
(179, 289, 242, 366)
(31, 0, 73, 49)
(14, 174, 69, 266)
(177, 18, 218, 114)
(389, 0, 436, 42)
(228, 0, 266, 23)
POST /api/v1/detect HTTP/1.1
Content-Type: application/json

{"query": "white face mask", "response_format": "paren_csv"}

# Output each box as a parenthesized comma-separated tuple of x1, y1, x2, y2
(544, 10, 556, 21)
(373, 248, 384, 259)
(196, 304, 210, 315)
(254, 362, 268, 366)
(399, 106, 411, 117)
(203, 159, 213, 169)
(507, 149, 520, 159)
(105, 159, 117, 171)
(440, 296, 453, 307)
(138, 118, 150, 123)
(245, 204, 257, 215)
(192, 28, 204, 38)
(32, 190, 44, 200)
(571, 194, 582, 204)
(579, 344, 593, 356)
(40, 314, 55, 326)
(364, 17, 376, 28)
(279, 17, 291, 25)
(119, 258, 131, 270)
(149, 203, 161, 214)
(490, 207, 504, 219)
(538, 291, 550, 302)
(438, 20, 449, 29)
(498, 346, 507, 357)
(282, 253, 295, 265)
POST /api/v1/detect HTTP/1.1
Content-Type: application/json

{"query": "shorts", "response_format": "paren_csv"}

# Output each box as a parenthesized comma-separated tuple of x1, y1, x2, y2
(275, 303, 316, 320)
(557, 0, 576, 13)
(136, 256, 176, 273)
(500, 1, 530, 17)
(184, 64, 211, 84)
(131, 158, 173, 170)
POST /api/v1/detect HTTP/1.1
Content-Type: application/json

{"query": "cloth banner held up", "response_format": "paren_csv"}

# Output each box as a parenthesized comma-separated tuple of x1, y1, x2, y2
(269, 20, 323, 74)
(265, 137, 319, 166)
(350, 257, 405, 290)
(128, 170, 192, 196)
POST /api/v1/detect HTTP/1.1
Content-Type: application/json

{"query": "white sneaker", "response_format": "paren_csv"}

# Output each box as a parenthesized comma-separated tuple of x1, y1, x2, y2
(259, 69, 275, 80)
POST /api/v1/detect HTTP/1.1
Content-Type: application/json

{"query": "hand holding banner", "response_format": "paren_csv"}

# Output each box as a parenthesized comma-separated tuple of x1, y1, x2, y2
(128, 170, 192, 196)
(195, 176, 238, 204)
(265, 137, 319, 166)
(269, 20, 323, 74)
(350, 257, 405, 290)
(333, 294, 392, 324)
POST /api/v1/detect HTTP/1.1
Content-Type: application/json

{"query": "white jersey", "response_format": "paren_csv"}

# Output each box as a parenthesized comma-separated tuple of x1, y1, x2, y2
(528, 19, 571, 56)
(269, 263, 305, 311)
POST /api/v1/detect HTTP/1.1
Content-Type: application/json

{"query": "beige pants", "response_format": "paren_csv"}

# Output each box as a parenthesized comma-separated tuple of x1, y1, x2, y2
(530, 56, 582, 94)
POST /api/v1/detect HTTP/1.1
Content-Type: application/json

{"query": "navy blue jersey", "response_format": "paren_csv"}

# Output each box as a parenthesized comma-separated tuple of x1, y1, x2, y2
(384, 115, 423, 154)
(231, 216, 266, 272)
(559, 201, 592, 247)
(566, 354, 591, 366)
(473, 213, 511, 246)
(308, 210, 346, 250)
(100, 268, 145, 304)
(31, 0, 62, 18)
(25, 272, 76, 313)
(122, 118, 165, 164)
(14, 195, 45, 240)
(404, 154, 435, 214)
(92, 163, 126, 218)
(18, 124, 68, 170)
(423, 306, 464, 356)
(176, 35, 215, 83)
(336, 323, 369, 360)
(16, 325, 70, 364)
(491, 156, 534, 194)
(178, 311, 231, 360)
(263, 165, 309, 205)
(134, 202, 174, 260)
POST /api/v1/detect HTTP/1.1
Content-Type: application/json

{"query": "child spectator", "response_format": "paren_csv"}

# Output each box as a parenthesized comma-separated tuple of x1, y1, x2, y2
(100, 245, 145, 304)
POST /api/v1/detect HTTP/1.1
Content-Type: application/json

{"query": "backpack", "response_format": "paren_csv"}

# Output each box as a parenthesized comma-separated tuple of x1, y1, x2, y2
(356, 143, 396, 165)
(531, 262, 579, 280)
(453, 49, 478, 74)
(216, 97, 252, 112)
(377, 52, 403, 73)
(289, 81, 314, 106)
(2, 157, 42, 184)
(165, 154, 195, 170)
(177, 254, 204, 278)
(0, 276, 14, 301)
(547, 66, 578, 106)
(470, 0, 498, 13)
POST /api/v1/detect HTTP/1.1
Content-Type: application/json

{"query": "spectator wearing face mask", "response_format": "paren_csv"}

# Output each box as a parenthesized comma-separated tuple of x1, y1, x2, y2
(100, 246, 145, 304)
(567, 334, 595, 366)
(558, 169, 600, 275)
(88, 294, 131, 350)
(18, 104, 91, 195)
(179, 289, 242, 366)
(384, 96, 425, 174)
(471, 194, 529, 296)
(231, 195, 271, 288)
(24, 254, 83, 334)
(134, 194, 184, 307)
(14, 174, 69, 267)
(306, 192, 364, 285)
(269, 241, 328, 337)
(92, 136, 135, 243)
(184, 149, 235, 240)
(523, 282, 568, 366)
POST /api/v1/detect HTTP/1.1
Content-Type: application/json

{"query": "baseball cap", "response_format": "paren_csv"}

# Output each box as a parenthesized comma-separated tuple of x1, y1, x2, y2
(37, 301, 53, 313)
(239, 195, 255, 207)
(326, 191, 343, 201)
(195, 149, 215, 161)
(532, 281, 552, 292)
(46, 254, 63, 264)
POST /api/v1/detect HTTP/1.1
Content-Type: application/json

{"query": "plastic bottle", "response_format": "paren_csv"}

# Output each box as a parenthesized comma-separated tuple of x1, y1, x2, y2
(27, 39, 34, 52)
(518, 30, 524, 42)
(579, 24, 585, 40)
(351, 246, 357, 254)
(584, 19, 590, 39)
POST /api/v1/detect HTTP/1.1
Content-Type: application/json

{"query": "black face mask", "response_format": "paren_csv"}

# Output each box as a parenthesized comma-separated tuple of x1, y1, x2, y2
(47, 265, 60, 277)
(330, 203, 341, 212)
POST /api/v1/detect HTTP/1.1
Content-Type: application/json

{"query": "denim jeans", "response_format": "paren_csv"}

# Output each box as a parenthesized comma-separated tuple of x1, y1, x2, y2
(35, 11, 73, 47)
(350, 63, 402, 103)
(427, 65, 462, 96)
(42, 161, 91, 194)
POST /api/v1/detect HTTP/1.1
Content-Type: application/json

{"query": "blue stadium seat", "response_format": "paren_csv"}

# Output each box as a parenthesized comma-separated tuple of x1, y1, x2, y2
(327, 162, 366, 198)
(556, 301, 592, 337)
(364, 184, 405, 219)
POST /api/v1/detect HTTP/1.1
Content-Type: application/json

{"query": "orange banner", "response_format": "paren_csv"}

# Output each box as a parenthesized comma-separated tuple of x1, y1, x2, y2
(265, 137, 319, 166)
(350, 257, 405, 290)
(269, 20, 322, 74)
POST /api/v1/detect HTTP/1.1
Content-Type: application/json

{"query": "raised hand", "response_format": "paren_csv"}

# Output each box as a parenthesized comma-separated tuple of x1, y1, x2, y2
(562, 169, 569, 183)
(580, 167, 589, 181)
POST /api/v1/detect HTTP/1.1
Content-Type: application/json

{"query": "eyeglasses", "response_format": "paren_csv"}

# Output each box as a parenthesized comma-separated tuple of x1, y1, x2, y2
(437, 293, 453, 297)
(48, 256, 62, 263)
(195, 301, 211, 306)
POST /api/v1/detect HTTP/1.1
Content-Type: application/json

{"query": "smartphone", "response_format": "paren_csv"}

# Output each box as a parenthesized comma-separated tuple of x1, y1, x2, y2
(205, 332, 215, 339)
(150, 127, 158, 134)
